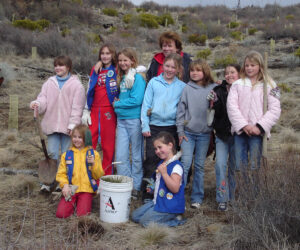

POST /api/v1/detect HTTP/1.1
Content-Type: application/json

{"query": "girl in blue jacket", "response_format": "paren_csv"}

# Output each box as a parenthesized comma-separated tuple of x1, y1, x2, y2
(141, 53, 186, 203)
(113, 48, 146, 198)
(131, 132, 185, 227)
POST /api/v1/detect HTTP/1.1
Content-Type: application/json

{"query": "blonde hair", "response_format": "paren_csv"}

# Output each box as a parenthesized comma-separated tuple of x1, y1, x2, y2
(189, 59, 214, 86)
(164, 53, 183, 80)
(117, 48, 138, 85)
(240, 50, 274, 87)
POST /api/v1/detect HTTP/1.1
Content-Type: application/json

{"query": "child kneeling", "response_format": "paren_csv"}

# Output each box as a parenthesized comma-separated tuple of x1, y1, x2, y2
(56, 124, 104, 218)
(131, 132, 186, 227)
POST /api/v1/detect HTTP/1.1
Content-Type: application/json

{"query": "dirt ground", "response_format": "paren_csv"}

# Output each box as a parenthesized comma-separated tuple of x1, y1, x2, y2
(0, 53, 299, 249)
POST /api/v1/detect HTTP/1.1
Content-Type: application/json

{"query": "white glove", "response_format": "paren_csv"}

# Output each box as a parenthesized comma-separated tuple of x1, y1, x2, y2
(124, 68, 136, 89)
(81, 109, 92, 126)
(136, 65, 147, 73)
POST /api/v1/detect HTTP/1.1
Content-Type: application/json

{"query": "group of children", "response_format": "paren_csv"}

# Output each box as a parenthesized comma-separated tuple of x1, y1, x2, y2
(30, 30, 281, 226)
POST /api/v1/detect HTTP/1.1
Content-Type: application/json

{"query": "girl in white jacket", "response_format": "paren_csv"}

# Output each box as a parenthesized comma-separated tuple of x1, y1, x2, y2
(227, 51, 281, 178)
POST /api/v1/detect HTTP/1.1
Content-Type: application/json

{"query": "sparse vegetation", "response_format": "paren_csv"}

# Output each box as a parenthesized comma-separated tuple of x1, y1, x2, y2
(13, 19, 50, 31)
(188, 34, 207, 45)
(227, 21, 240, 29)
(102, 8, 118, 17)
(214, 54, 237, 68)
(196, 48, 211, 59)
(248, 27, 258, 35)
(138, 13, 159, 28)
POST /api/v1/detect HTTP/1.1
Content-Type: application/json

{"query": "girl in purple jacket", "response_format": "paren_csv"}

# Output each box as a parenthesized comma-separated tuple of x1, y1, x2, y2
(30, 55, 85, 192)
(227, 51, 281, 187)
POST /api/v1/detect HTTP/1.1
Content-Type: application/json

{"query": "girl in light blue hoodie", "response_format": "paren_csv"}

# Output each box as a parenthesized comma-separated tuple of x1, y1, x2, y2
(141, 53, 186, 202)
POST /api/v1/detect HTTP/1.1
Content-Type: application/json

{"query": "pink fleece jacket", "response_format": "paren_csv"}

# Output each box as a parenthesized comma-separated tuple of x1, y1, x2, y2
(31, 75, 85, 135)
(227, 78, 281, 138)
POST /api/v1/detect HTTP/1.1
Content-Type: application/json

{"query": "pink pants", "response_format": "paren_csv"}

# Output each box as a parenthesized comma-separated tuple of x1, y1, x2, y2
(56, 192, 93, 218)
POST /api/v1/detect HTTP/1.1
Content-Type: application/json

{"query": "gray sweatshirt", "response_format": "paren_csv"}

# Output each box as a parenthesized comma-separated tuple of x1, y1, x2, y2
(176, 81, 217, 136)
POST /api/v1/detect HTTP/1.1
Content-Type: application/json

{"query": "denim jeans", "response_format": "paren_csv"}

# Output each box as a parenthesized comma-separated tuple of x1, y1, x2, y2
(115, 119, 143, 191)
(180, 131, 210, 204)
(131, 201, 186, 227)
(215, 136, 235, 202)
(234, 133, 262, 172)
(47, 133, 71, 161)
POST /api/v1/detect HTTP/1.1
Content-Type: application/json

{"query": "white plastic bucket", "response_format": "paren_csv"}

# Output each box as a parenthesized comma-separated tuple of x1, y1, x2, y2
(99, 175, 133, 223)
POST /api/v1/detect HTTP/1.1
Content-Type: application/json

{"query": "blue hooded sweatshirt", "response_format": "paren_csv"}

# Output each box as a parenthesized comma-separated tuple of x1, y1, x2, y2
(141, 74, 185, 133)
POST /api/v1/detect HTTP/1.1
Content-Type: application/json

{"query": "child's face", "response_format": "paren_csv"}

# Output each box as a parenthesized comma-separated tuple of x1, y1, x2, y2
(162, 40, 177, 57)
(72, 130, 84, 150)
(100, 47, 112, 67)
(225, 66, 239, 84)
(163, 59, 178, 82)
(118, 53, 134, 74)
(244, 58, 260, 80)
(190, 67, 204, 83)
(154, 140, 173, 161)
(55, 64, 69, 78)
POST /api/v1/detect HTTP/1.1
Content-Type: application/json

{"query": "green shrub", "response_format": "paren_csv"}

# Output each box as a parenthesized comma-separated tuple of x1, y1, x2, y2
(136, 7, 145, 12)
(123, 14, 133, 24)
(71, 0, 83, 5)
(213, 36, 222, 42)
(196, 48, 211, 59)
(157, 13, 174, 26)
(138, 13, 159, 28)
(102, 8, 118, 17)
(12, 19, 50, 31)
(86, 32, 101, 44)
(181, 24, 188, 33)
(278, 83, 291, 93)
(295, 47, 300, 57)
(214, 55, 237, 68)
(227, 21, 240, 29)
(188, 34, 207, 45)
(230, 30, 243, 40)
(249, 27, 258, 35)
(285, 14, 294, 20)
(61, 28, 71, 37)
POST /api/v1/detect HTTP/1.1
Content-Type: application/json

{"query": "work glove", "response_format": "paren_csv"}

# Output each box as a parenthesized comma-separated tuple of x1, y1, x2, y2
(81, 109, 92, 126)
(207, 90, 218, 102)
(124, 68, 136, 89)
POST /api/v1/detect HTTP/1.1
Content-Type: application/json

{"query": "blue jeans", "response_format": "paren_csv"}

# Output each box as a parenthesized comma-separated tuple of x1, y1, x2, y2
(180, 131, 210, 204)
(115, 119, 143, 191)
(131, 201, 186, 227)
(215, 136, 235, 202)
(47, 133, 71, 161)
(234, 133, 262, 172)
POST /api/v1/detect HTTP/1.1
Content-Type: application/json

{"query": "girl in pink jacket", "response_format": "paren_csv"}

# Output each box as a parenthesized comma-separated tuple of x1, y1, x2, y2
(30, 55, 85, 191)
(227, 51, 280, 176)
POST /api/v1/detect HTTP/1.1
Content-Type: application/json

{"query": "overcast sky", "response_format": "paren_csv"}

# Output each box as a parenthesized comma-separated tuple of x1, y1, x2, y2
(129, 0, 300, 8)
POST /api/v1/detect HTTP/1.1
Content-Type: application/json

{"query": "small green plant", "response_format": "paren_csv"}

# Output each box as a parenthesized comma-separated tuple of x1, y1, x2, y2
(13, 19, 50, 31)
(278, 83, 291, 93)
(295, 47, 300, 57)
(86, 32, 101, 44)
(196, 48, 211, 59)
(138, 13, 159, 28)
(136, 7, 145, 12)
(285, 14, 294, 20)
(102, 8, 118, 17)
(188, 34, 207, 45)
(61, 28, 71, 37)
(249, 27, 258, 35)
(214, 55, 237, 68)
(230, 30, 243, 40)
(227, 21, 240, 29)
(123, 14, 133, 24)
(181, 24, 188, 33)
(157, 13, 174, 26)
(108, 26, 117, 33)
(213, 36, 222, 42)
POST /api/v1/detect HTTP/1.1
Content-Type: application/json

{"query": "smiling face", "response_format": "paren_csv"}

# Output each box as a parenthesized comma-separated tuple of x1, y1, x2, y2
(162, 59, 178, 83)
(162, 40, 177, 57)
(118, 53, 134, 74)
(100, 46, 112, 68)
(72, 129, 84, 150)
(225, 66, 239, 84)
(153, 139, 173, 161)
(244, 58, 260, 82)
(55, 65, 69, 78)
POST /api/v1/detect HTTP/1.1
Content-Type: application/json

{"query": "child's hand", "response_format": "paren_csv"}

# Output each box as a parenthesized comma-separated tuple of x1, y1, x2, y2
(94, 61, 103, 74)
(67, 129, 72, 136)
(250, 126, 261, 135)
(179, 135, 188, 145)
(112, 97, 119, 107)
(143, 131, 151, 137)
(91, 179, 96, 185)
(243, 125, 253, 136)
(62, 184, 71, 198)
(157, 162, 167, 175)
(30, 102, 39, 110)
(87, 155, 95, 165)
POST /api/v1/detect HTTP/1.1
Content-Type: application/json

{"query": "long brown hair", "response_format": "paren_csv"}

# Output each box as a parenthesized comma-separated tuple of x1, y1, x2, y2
(189, 59, 214, 86)
(116, 48, 138, 85)
(98, 43, 117, 67)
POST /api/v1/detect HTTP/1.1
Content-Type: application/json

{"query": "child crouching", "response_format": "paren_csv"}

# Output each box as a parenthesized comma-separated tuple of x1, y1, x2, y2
(56, 124, 104, 218)
(131, 132, 185, 227)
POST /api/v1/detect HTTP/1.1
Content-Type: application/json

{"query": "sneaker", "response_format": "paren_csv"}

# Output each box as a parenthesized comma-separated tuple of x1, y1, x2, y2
(218, 202, 228, 211)
(40, 184, 50, 192)
(131, 189, 139, 200)
(190, 202, 201, 209)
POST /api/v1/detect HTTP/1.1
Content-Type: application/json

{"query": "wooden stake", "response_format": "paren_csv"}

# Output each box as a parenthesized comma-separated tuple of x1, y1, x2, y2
(32, 47, 37, 60)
